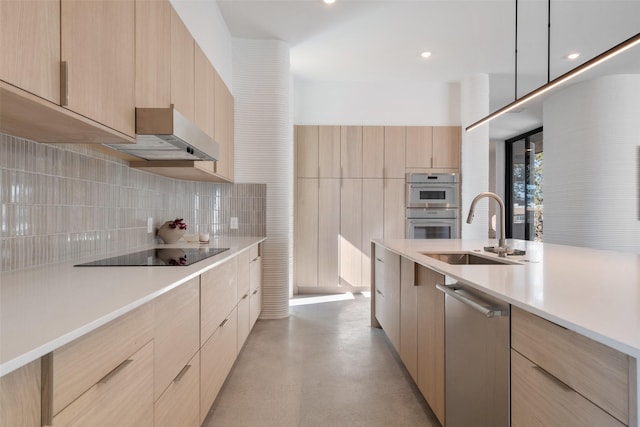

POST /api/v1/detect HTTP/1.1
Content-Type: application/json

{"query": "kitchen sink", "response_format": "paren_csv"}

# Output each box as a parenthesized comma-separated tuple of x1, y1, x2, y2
(421, 252, 518, 265)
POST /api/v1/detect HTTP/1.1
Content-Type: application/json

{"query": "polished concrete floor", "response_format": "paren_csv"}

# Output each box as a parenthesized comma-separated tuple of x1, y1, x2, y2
(203, 293, 441, 427)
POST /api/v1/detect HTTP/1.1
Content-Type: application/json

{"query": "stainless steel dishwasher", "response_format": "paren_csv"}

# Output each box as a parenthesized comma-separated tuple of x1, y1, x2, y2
(436, 283, 510, 427)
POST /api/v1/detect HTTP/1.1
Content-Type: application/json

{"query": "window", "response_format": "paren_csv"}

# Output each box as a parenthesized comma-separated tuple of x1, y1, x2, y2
(505, 128, 543, 241)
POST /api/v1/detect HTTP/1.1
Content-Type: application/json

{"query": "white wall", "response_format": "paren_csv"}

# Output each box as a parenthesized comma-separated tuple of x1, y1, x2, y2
(544, 74, 640, 253)
(294, 80, 460, 125)
(169, 0, 233, 89)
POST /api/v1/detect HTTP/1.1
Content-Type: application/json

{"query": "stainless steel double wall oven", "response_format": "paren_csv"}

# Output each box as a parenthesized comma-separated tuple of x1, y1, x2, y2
(405, 173, 460, 239)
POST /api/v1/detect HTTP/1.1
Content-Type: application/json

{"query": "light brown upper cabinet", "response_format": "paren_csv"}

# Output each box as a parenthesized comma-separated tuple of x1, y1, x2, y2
(406, 126, 461, 170)
(296, 125, 319, 178)
(318, 126, 341, 178)
(384, 126, 406, 178)
(61, 0, 136, 137)
(362, 126, 384, 178)
(170, 6, 195, 123)
(195, 45, 215, 139)
(214, 72, 234, 181)
(341, 126, 363, 178)
(432, 126, 461, 169)
(135, 0, 170, 108)
(0, 0, 60, 104)
(405, 126, 434, 169)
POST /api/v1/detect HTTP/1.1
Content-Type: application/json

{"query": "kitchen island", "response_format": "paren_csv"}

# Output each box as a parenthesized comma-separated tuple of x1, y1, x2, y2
(372, 238, 640, 427)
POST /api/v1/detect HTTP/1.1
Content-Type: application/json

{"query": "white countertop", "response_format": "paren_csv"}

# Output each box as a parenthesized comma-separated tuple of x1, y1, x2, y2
(374, 238, 640, 359)
(0, 236, 265, 377)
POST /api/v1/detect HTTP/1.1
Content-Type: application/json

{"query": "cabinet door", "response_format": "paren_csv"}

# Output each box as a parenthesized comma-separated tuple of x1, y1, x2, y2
(295, 178, 318, 288)
(170, 6, 194, 122)
(383, 126, 406, 178)
(362, 126, 384, 178)
(374, 246, 400, 351)
(200, 307, 238, 424)
(135, 0, 170, 108)
(61, 0, 135, 136)
(195, 45, 215, 139)
(0, 359, 41, 427)
(318, 179, 340, 286)
(511, 349, 625, 427)
(200, 257, 237, 345)
(296, 125, 319, 178)
(237, 293, 250, 351)
(432, 126, 460, 169)
(383, 178, 405, 239)
(341, 126, 362, 178)
(153, 277, 199, 401)
(340, 178, 362, 287)
(416, 265, 445, 426)
(0, 0, 60, 103)
(154, 352, 200, 427)
(214, 71, 233, 179)
(400, 258, 418, 383)
(362, 179, 383, 287)
(249, 247, 262, 328)
(405, 126, 433, 169)
(52, 341, 154, 427)
(319, 126, 341, 178)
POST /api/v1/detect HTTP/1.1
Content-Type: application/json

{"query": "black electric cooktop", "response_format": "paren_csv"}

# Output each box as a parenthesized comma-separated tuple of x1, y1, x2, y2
(75, 247, 229, 267)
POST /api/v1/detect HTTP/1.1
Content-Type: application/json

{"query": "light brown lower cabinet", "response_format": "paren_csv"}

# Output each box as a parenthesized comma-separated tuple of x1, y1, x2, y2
(154, 351, 200, 427)
(52, 340, 154, 427)
(201, 257, 238, 346)
(0, 359, 41, 427)
(373, 245, 400, 352)
(200, 306, 238, 424)
(237, 292, 251, 351)
(511, 349, 625, 427)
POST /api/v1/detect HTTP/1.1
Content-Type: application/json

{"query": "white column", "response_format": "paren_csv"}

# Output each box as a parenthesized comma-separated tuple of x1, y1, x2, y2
(460, 74, 490, 239)
(233, 39, 292, 318)
(544, 74, 640, 253)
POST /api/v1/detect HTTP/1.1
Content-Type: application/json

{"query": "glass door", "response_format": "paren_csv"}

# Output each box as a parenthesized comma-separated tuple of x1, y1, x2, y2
(505, 128, 543, 241)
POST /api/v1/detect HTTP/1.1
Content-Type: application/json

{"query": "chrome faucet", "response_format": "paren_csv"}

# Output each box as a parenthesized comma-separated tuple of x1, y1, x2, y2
(466, 192, 508, 257)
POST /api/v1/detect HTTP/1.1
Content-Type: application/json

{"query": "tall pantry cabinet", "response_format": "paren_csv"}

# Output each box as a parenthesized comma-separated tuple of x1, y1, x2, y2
(294, 124, 460, 293)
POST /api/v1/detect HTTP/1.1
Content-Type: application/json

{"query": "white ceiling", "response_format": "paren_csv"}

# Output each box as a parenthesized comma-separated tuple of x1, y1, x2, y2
(217, 0, 640, 138)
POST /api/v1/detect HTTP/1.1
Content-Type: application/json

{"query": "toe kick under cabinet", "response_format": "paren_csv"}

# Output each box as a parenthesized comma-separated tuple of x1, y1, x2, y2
(16, 242, 264, 427)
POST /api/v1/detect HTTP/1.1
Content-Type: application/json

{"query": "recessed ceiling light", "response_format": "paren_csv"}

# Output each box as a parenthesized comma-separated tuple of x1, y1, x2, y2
(420, 51, 432, 59)
(565, 52, 581, 60)
(323, 0, 336, 4)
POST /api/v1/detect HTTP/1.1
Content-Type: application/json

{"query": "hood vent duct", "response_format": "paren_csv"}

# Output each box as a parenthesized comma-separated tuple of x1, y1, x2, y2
(105, 107, 219, 161)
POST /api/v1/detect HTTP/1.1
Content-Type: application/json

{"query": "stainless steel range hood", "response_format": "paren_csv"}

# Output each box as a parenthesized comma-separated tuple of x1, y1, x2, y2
(104, 107, 218, 161)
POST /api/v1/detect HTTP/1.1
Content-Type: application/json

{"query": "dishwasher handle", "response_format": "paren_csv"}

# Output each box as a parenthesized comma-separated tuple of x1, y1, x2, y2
(436, 284, 506, 318)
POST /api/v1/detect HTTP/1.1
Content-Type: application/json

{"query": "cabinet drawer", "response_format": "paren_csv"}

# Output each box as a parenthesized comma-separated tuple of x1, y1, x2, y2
(237, 293, 250, 351)
(200, 306, 238, 424)
(511, 307, 630, 424)
(153, 277, 200, 400)
(52, 303, 153, 415)
(249, 244, 259, 261)
(237, 250, 251, 301)
(250, 286, 261, 329)
(201, 257, 237, 345)
(0, 359, 41, 427)
(154, 351, 199, 427)
(52, 341, 154, 427)
(511, 349, 625, 427)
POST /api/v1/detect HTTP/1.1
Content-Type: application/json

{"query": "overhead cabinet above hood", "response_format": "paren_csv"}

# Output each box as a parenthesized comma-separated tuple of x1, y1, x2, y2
(104, 107, 219, 161)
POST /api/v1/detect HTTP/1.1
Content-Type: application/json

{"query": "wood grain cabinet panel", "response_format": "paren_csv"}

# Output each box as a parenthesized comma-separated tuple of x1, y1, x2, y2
(0, 0, 60, 103)
(0, 359, 41, 427)
(319, 126, 341, 178)
(383, 178, 405, 239)
(295, 178, 319, 288)
(52, 303, 153, 415)
(52, 341, 154, 427)
(318, 178, 340, 286)
(373, 246, 400, 351)
(405, 126, 433, 168)
(341, 126, 363, 178)
(237, 292, 251, 352)
(511, 349, 625, 427)
(296, 125, 319, 178)
(153, 277, 200, 401)
(361, 179, 383, 287)
(340, 178, 363, 287)
(249, 245, 262, 328)
(512, 306, 630, 424)
(200, 257, 238, 345)
(416, 265, 445, 426)
(383, 126, 406, 178)
(154, 352, 200, 427)
(170, 6, 194, 122)
(195, 44, 216, 139)
(399, 258, 418, 383)
(61, 0, 135, 136)
(362, 126, 384, 178)
(135, 0, 170, 108)
(200, 307, 238, 424)
(213, 71, 234, 181)
(432, 126, 460, 169)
